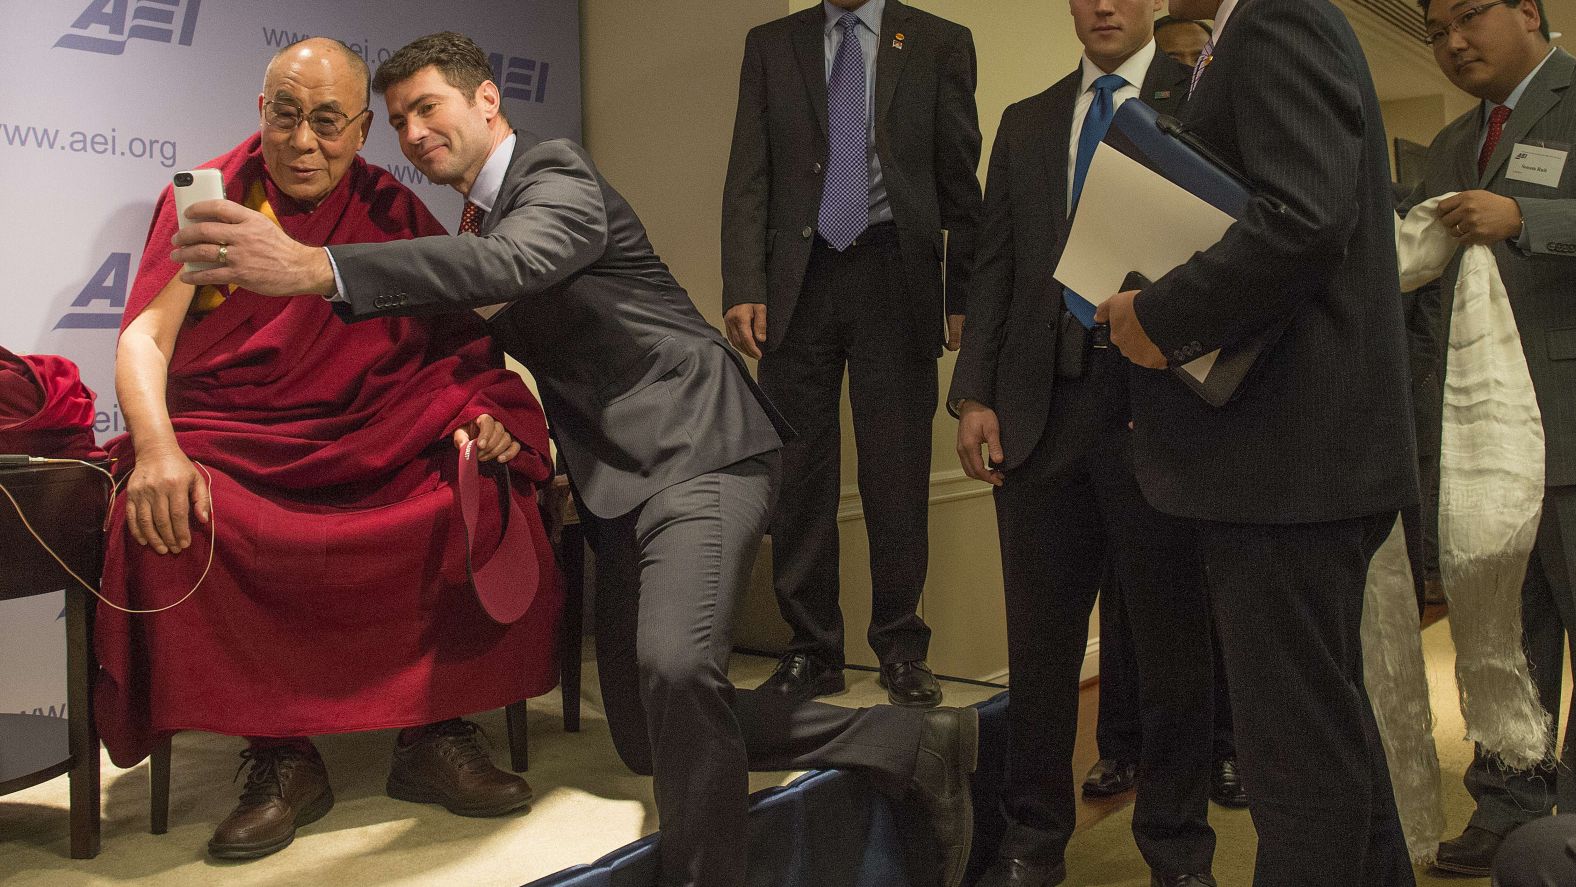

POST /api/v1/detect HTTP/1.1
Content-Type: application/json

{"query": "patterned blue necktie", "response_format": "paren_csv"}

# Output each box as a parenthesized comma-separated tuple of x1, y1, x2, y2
(818, 12, 869, 251)
(1063, 73, 1126, 328)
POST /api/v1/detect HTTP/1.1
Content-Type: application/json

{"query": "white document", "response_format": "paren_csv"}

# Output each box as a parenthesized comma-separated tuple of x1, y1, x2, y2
(1053, 144, 1236, 382)
(474, 302, 511, 320)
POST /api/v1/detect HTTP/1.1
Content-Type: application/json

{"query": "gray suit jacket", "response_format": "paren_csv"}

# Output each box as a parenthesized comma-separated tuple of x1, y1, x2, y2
(948, 53, 1191, 471)
(1405, 48, 1576, 488)
(328, 132, 788, 519)
(721, 0, 983, 355)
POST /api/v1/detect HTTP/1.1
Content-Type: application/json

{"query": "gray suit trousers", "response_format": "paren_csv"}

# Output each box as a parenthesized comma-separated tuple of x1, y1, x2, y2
(582, 452, 927, 887)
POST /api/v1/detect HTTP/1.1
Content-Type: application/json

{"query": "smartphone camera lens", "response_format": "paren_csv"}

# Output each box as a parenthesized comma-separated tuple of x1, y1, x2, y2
(173, 173, 193, 187)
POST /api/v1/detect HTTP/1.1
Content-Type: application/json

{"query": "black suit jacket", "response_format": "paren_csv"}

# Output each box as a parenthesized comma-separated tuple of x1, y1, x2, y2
(328, 132, 788, 520)
(721, 0, 983, 355)
(948, 52, 1191, 471)
(1127, 0, 1418, 524)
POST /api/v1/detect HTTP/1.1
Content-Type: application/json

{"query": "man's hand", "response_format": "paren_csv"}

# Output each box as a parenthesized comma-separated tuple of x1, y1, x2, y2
(955, 401, 1005, 487)
(945, 313, 965, 352)
(454, 414, 521, 463)
(1438, 190, 1523, 245)
(724, 303, 768, 360)
(1095, 290, 1167, 369)
(171, 199, 335, 296)
(124, 446, 210, 556)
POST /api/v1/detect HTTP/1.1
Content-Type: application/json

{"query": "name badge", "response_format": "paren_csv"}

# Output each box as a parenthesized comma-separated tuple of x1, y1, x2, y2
(1505, 142, 1568, 188)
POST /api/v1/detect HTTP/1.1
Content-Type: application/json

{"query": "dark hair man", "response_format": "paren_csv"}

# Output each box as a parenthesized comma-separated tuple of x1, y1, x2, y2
(1094, 0, 1421, 881)
(1404, 0, 1576, 877)
(1152, 15, 1213, 67)
(167, 31, 980, 887)
(720, 0, 984, 709)
(950, 1, 1214, 883)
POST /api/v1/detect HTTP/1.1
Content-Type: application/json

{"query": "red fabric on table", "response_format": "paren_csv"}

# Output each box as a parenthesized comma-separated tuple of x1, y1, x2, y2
(95, 135, 561, 767)
(0, 347, 107, 460)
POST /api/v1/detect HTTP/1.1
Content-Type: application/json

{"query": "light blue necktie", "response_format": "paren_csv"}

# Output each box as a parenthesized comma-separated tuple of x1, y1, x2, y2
(818, 12, 869, 251)
(1063, 73, 1126, 328)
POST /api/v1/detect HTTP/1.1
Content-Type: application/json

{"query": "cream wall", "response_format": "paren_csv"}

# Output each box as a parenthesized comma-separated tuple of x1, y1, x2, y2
(575, 1, 1131, 683)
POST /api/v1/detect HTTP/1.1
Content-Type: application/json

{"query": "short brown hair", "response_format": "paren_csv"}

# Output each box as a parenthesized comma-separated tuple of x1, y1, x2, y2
(373, 31, 495, 99)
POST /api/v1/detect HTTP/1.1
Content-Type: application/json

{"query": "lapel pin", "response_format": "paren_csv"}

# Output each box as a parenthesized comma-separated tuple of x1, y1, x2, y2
(1154, 89, 1172, 100)
(892, 33, 905, 50)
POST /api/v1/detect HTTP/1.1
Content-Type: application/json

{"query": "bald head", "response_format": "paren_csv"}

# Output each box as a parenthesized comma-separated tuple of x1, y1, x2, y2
(266, 37, 369, 110)
(258, 36, 373, 206)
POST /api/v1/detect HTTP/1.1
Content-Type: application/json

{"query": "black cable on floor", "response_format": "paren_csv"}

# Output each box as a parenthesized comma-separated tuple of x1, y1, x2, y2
(732, 646, 1008, 690)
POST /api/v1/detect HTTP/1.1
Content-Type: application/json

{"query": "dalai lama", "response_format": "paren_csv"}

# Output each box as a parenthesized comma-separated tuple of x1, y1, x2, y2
(96, 37, 561, 860)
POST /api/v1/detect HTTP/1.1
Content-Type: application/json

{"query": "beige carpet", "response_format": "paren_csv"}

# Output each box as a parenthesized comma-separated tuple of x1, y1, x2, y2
(0, 648, 1002, 886)
(3, 619, 1548, 886)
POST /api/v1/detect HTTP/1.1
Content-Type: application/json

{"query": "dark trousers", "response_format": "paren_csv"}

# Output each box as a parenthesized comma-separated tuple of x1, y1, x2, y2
(1200, 512, 1414, 886)
(758, 229, 936, 666)
(996, 349, 1215, 876)
(1465, 486, 1576, 835)
(582, 452, 927, 887)
(1095, 577, 1235, 763)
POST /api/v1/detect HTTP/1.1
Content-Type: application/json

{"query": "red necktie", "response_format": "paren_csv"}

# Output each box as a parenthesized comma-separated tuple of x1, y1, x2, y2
(459, 201, 484, 234)
(1478, 104, 1511, 176)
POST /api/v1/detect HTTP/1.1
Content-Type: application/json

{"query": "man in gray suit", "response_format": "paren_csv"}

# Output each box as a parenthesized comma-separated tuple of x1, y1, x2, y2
(1406, 0, 1576, 876)
(172, 30, 978, 887)
(721, 0, 983, 708)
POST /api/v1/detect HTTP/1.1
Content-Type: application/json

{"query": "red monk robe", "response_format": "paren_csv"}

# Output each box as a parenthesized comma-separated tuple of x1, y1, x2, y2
(96, 134, 562, 767)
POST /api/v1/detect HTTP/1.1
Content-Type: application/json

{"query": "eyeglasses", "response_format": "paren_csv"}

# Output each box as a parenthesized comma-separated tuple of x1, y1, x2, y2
(1423, 0, 1520, 48)
(263, 100, 370, 140)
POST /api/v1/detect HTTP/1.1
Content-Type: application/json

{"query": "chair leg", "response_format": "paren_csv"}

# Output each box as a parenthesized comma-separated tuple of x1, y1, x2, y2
(504, 701, 529, 772)
(150, 736, 171, 835)
(65, 586, 101, 859)
(560, 522, 585, 733)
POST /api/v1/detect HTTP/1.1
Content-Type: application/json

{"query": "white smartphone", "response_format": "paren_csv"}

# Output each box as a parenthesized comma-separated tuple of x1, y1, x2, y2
(172, 169, 225, 273)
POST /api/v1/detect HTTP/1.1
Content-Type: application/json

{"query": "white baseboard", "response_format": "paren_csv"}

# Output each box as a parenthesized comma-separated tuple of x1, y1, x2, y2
(837, 468, 991, 523)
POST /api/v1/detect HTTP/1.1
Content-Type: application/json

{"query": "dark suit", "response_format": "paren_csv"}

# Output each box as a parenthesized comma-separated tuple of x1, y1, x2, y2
(1124, 1, 1420, 883)
(722, 0, 982, 667)
(1403, 48, 1576, 839)
(328, 132, 929, 887)
(949, 50, 1215, 877)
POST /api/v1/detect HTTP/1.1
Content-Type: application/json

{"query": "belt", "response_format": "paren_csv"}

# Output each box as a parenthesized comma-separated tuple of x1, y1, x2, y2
(815, 220, 899, 250)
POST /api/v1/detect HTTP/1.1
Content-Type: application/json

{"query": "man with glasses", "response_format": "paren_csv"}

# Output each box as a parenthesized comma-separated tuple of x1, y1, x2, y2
(99, 37, 560, 860)
(1405, 0, 1576, 875)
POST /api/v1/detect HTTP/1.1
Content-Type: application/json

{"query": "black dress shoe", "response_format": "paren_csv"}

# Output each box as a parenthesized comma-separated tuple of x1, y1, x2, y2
(879, 659, 943, 707)
(903, 706, 980, 887)
(1209, 757, 1250, 808)
(1081, 757, 1137, 797)
(977, 856, 1066, 887)
(1431, 824, 1503, 876)
(756, 653, 845, 698)
(1151, 874, 1217, 887)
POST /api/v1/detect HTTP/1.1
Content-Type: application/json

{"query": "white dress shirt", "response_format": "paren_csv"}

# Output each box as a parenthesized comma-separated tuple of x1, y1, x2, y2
(1067, 39, 1158, 213)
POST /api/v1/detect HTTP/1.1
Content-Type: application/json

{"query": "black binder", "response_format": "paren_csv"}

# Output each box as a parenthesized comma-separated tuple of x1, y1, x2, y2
(1097, 99, 1289, 407)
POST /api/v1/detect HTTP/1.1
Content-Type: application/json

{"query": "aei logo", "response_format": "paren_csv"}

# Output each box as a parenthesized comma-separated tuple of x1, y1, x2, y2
(55, 253, 129, 330)
(488, 52, 551, 104)
(54, 0, 201, 56)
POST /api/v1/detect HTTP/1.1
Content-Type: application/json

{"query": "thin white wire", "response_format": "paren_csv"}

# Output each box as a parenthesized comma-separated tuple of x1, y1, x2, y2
(0, 457, 215, 614)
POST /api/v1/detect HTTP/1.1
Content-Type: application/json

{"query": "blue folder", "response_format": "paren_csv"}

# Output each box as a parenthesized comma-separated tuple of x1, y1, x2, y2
(1077, 99, 1286, 407)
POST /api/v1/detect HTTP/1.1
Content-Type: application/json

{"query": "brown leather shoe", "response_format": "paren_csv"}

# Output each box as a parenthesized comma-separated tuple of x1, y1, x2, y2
(386, 719, 533, 817)
(208, 744, 334, 860)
